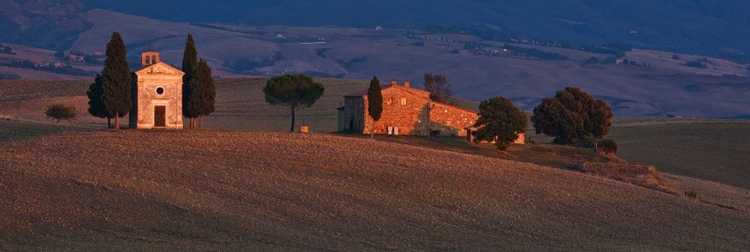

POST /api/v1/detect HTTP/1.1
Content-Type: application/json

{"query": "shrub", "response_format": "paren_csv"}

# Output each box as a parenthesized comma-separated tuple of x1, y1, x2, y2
(685, 60, 707, 69)
(684, 190, 698, 199)
(598, 139, 618, 154)
(44, 104, 76, 123)
(577, 135, 598, 148)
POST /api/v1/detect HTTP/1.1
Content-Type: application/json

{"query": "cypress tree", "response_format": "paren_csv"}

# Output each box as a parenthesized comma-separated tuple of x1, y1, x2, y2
(101, 32, 131, 130)
(185, 75, 201, 130)
(86, 74, 112, 128)
(194, 58, 215, 129)
(181, 33, 198, 128)
(367, 76, 383, 138)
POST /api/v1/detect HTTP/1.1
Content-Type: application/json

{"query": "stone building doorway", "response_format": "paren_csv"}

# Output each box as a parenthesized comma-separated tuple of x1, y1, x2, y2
(154, 106, 166, 127)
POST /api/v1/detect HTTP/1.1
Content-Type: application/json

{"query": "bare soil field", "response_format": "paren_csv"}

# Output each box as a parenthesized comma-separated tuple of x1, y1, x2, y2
(1, 127, 749, 251)
(2, 77, 750, 250)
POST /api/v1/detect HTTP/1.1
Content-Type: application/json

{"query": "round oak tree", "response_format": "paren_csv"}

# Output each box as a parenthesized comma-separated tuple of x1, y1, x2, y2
(263, 74, 325, 132)
(367, 76, 383, 138)
(472, 96, 528, 150)
(531, 86, 613, 144)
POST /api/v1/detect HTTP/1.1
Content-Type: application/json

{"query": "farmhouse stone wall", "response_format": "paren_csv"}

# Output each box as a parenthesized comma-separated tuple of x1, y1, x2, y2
(340, 82, 478, 136)
(340, 97, 365, 132)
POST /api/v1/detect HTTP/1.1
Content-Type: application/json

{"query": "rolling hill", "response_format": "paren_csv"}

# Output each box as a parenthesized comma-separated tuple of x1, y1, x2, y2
(2, 2, 750, 249)
(75, 0, 750, 58)
(1, 75, 749, 250)
(0, 126, 749, 250)
(3, 77, 750, 190)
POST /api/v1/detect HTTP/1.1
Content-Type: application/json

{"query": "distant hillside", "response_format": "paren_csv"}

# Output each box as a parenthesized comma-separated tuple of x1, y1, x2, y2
(75, 0, 750, 60)
(0, 0, 92, 50)
(2, 1, 750, 118)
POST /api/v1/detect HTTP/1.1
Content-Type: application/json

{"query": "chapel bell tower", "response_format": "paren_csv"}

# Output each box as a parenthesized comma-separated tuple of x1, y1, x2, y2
(141, 51, 160, 67)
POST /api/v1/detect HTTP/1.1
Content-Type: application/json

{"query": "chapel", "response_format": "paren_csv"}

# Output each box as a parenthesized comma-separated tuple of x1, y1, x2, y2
(128, 51, 185, 129)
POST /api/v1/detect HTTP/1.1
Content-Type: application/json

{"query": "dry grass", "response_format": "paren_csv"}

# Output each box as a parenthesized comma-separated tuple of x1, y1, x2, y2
(0, 120, 90, 141)
(359, 134, 673, 193)
(609, 118, 750, 189)
(572, 161, 668, 192)
(1, 128, 749, 251)
(205, 77, 368, 132)
(626, 49, 748, 77)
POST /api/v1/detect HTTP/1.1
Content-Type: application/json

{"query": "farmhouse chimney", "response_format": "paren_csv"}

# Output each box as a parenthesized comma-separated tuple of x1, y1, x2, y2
(141, 51, 160, 67)
(404, 80, 410, 88)
(391, 79, 397, 86)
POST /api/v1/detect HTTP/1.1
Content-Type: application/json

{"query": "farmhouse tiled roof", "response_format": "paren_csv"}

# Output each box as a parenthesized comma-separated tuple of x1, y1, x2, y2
(344, 83, 476, 113)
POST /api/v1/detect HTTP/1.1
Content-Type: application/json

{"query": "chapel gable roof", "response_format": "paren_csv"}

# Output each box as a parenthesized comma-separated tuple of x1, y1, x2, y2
(135, 61, 185, 76)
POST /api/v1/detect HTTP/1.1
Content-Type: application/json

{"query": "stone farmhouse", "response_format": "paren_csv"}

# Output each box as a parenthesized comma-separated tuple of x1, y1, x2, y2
(338, 79, 478, 136)
(128, 51, 184, 129)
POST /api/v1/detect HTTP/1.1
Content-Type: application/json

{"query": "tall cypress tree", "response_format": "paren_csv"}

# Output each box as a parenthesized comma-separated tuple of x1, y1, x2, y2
(86, 74, 112, 128)
(367, 76, 383, 139)
(101, 32, 131, 130)
(181, 33, 198, 128)
(194, 58, 215, 129)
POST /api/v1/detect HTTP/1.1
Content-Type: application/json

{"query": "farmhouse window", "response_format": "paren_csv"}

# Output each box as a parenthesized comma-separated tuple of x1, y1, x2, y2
(156, 87, 164, 95)
(400, 97, 407, 105)
(386, 97, 393, 105)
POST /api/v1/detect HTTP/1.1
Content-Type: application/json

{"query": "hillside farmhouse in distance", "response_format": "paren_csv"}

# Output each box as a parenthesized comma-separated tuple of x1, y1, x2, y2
(338, 79, 478, 137)
(128, 51, 184, 129)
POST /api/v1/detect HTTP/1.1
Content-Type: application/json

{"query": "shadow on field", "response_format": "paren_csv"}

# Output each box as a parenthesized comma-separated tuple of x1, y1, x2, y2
(0, 119, 92, 141)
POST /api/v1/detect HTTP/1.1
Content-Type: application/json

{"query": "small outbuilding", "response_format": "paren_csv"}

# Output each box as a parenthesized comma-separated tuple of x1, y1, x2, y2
(128, 51, 185, 129)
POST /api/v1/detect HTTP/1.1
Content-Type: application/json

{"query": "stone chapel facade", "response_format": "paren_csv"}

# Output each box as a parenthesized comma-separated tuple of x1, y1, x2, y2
(129, 51, 184, 129)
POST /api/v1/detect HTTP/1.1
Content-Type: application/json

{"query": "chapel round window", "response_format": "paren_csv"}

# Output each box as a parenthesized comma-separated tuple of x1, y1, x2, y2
(156, 87, 164, 95)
